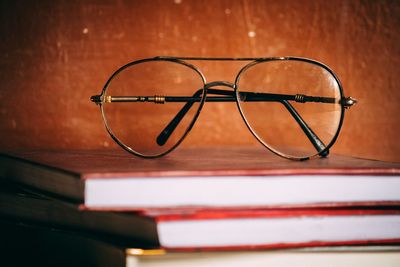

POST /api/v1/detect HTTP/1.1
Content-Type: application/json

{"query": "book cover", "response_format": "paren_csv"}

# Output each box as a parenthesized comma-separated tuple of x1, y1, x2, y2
(0, 147, 399, 210)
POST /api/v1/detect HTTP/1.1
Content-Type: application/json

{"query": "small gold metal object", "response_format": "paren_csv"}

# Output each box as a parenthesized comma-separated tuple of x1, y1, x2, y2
(295, 94, 305, 103)
(154, 95, 165, 104)
(105, 95, 112, 103)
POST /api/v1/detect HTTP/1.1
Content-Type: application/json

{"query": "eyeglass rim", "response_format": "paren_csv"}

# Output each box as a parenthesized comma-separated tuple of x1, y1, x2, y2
(99, 57, 207, 158)
(97, 56, 346, 160)
(234, 57, 345, 160)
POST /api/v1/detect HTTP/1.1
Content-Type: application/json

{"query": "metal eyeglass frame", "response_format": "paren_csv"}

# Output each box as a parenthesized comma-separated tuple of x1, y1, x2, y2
(91, 56, 357, 160)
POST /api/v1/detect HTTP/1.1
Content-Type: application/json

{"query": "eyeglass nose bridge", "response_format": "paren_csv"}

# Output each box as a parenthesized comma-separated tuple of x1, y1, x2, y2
(204, 81, 235, 90)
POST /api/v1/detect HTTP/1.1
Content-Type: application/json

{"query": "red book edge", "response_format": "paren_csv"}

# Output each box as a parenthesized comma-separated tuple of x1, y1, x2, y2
(152, 209, 400, 251)
(163, 239, 400, 252)
(79, 201, 400, 212)
(150, 208, 400, 221)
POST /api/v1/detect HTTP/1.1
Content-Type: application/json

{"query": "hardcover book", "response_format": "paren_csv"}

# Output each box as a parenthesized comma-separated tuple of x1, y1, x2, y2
(1, 183, 400, 251)
(0, 147, 399, 210)
(2, 220, 400, 267)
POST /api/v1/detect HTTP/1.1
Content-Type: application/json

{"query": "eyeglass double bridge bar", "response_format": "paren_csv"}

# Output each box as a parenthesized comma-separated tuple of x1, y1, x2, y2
(97, 91, 337, 105)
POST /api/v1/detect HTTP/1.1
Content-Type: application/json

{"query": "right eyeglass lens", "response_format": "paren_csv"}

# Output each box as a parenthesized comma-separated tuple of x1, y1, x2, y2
(236, 59, 343, 159)
(101, 59, 205, 157)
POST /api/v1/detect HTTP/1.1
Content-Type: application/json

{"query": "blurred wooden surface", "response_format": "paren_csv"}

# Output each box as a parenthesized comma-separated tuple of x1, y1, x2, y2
(0, 0, 399, 162)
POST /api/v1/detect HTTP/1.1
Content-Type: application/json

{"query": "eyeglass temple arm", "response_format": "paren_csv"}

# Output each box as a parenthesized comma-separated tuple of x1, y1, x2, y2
(156, 89, 204, 147)
(155, 88, 329, 156)
(280, 100, 328, 156)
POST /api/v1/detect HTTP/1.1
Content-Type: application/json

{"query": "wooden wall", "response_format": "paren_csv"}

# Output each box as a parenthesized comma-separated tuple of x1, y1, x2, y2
(0, 0, 399, 162)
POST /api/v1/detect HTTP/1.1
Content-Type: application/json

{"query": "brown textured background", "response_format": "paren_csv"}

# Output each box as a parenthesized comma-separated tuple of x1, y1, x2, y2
(0, 0, 399, 162)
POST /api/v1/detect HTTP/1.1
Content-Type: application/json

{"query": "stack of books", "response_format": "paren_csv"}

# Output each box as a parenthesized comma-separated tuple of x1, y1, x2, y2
(0, 147, 400, 266)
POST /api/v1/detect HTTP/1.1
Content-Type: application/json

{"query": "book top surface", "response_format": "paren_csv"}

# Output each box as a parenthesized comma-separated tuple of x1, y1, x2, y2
(1, 147, 399, 179)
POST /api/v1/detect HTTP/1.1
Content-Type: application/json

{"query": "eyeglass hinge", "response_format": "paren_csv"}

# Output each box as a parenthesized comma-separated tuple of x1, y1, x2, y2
(90, 95, 113, 104)
(342, 97, 357, 109)
(90, 95, 102, 105)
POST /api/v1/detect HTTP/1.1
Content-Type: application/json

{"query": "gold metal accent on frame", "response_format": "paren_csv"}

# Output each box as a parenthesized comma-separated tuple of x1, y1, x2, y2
(103, 95, 166, 103)
(343, 96, 357, 109)
(154, 95, 165, 104)
(295, 94, 305, 103)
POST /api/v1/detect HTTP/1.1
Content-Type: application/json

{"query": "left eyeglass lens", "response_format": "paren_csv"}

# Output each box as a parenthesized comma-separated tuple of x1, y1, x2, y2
(101, 60, 205, 157)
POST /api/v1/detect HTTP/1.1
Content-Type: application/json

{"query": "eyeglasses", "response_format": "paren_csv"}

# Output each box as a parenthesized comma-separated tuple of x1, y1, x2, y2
(91, 56, 356, 160)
